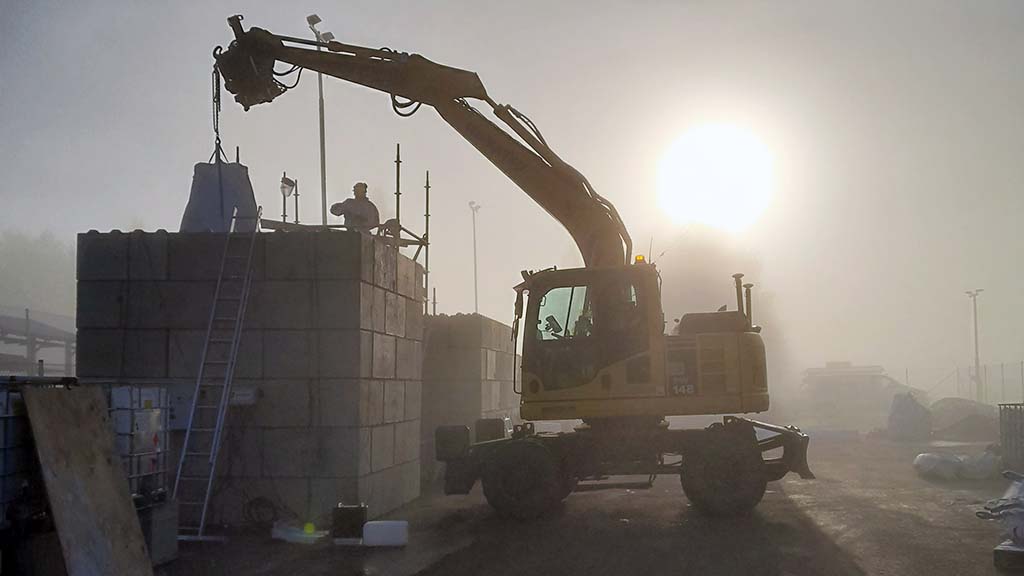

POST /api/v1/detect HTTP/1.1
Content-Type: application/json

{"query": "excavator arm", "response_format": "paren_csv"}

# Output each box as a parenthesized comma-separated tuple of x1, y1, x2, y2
(215, 15, 631, 267)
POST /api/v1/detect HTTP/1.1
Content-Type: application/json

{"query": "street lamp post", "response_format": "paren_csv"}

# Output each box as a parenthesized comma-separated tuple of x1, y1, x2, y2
(280, 173, 296, 223)
(307, 15, 334, 225)
(966, 289, 984, 402)
(469, 201, 481, 314)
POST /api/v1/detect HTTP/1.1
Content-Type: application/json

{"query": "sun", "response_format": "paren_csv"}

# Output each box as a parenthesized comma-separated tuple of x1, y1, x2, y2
(657, 124, 774, 232)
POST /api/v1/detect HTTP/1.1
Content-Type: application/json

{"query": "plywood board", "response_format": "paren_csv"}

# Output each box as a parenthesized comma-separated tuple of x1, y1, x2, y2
(23, 385, 153, 576)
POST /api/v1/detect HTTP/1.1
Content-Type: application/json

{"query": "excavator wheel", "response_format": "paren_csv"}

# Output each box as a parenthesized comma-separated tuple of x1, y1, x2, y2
(556, 469, 579, 501)
(679, 421, 767, 516)
(482, 439, 561, 519)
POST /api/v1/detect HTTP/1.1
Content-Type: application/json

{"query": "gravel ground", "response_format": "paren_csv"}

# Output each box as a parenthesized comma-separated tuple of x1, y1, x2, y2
(164, 435, 1009, 576)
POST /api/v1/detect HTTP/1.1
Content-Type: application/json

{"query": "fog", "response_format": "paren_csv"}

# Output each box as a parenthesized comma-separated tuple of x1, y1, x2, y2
(3, 0, 1024, 394)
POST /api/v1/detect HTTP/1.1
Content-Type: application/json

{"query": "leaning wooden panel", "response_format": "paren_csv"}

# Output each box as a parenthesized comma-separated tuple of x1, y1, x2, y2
(23, 386, 154, 576)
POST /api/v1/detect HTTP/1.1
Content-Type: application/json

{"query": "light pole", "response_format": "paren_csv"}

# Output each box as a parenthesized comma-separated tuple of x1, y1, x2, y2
(469, 201, 481, 314)
(307, 14, 334, 225)
(966, 289, 984, 402)
(281, 173, 298, 224)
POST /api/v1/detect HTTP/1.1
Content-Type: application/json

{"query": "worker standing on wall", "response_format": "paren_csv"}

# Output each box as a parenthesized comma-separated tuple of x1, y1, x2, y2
(330, 182, 380, 233)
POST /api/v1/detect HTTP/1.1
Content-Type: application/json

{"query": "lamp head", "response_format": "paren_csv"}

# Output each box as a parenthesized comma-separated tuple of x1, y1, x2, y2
(280, 174, 296, 197)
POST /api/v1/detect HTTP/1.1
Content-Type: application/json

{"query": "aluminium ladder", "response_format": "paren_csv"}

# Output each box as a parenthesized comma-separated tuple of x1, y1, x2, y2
(172, 207, 261, 540)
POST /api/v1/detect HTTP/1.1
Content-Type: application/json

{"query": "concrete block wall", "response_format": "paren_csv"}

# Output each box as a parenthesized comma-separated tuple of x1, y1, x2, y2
(77, 228, 425, 522)
(421, 313, 519, 484)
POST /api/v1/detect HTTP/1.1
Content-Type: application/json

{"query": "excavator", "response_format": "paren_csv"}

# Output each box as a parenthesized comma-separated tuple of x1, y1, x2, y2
(215, 15, 813, 518)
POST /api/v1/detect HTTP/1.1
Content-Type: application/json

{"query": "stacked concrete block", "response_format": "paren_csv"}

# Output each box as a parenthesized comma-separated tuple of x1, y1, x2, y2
(421, 313, 520, 485)
(77, 228, 424, 522)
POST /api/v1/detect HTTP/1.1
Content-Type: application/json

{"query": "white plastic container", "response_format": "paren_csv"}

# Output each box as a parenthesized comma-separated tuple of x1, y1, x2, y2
(361, 520, 409, 547)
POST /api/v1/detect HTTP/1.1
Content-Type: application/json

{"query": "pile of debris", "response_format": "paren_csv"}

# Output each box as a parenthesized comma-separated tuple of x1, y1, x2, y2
(884, 395, 1000, 443)
(931, 397, 999, 441)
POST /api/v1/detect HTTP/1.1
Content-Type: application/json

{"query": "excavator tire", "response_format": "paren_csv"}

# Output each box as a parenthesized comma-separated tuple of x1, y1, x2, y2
(679, 421, 766, 516)
(482, 439, 560, 519)
(556, 469, 578, 501)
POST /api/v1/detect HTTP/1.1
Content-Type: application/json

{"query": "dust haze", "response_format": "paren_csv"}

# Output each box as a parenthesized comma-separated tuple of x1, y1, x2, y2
(3, 0, 1024, 406)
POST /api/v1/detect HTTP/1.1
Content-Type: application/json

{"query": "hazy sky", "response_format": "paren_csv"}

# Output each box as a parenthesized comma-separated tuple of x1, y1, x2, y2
(3, 0, 1023, 392)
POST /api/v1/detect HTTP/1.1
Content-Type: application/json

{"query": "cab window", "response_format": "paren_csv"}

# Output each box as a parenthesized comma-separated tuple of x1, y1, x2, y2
(535, 285, 590, 340)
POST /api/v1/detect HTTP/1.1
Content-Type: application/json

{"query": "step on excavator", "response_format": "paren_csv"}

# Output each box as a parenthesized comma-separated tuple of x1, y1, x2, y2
(215, 15, 814, 519)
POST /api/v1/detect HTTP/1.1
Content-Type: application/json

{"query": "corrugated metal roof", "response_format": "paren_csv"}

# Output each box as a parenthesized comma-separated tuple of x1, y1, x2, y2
(0, 314, 74, 342)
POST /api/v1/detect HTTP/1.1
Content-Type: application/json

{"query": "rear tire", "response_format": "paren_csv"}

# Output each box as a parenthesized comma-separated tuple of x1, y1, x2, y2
(482, 439, 561, 519)
(680, 422, 767, 516)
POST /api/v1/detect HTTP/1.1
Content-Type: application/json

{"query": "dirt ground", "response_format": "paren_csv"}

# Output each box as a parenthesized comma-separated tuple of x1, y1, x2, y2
(162, 435, 1010, 576)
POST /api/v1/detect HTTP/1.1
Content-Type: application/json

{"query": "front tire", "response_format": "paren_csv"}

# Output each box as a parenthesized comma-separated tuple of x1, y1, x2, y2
(482, 439, 560, 519)
(680, 422, 767, 516)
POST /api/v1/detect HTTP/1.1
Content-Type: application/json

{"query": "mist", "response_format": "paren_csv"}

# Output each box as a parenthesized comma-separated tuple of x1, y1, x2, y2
(3, 0, 1024, 396)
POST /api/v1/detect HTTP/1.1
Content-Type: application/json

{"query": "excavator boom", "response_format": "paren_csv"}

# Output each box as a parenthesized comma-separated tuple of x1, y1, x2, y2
(216, 16, 630, 267)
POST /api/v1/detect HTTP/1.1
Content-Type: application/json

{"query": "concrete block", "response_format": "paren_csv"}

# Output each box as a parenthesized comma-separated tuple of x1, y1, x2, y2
(404, 380, 421, 421)
(372, 333, 396, 379)
(373, 240, 397, 291)
(400, 460, 420, 505)
(394, 420, 420, 464)
(167, 329, 261, 379)
(442, 348, 484, 380)
(383, 381, 405, 424)
(310, 478, 360, 516)
(485, 349, 498, 381)
(500, 380, 518, 410)
(212, 478, 310, 525)
(396, 255, 415, 298)
(167, 233, 224, 280)
(414, 264, 425, 304)
(496, 322, 514, 353)
(77, 231, 127, 280)
(313, 427, 370, 477)
(359, 282, 374, 330)
(317, 379, 360, 427)
(127, 281, 215, 329)
(372, 286, 386, 333)
(251, 380, 312, 427)
(234, 330, 264, 378)
(420, 379, 484, 433)
(359, 466, 406, 519)
(128, 230, 167, 280)
(75, 329, 123, 377)
(264, 330, 315, 378)
(122, 330, 168, 378)
(489, 381, 501, 411)
(361, 380, 384, 426)
(405, 297, 423, 341)
(265, 231, 315, 279)
(446, 314, 487, 350)
(316, 379, 384, 427)
(263, 428, 317, 477)
(495, 352, 515, 381)
(316, 280, 360, 329)
(396, 339, 421, 380)
(314, 229, 363, 279)
(250, 281, 313, 329)
(385, 292, 405, 337)
(217, 427, 262, 478)
(361, 234, 375, 283)
(318, 330, 364, 378)
(77, 281, 125, 328)
(371, 424, 395, 472)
